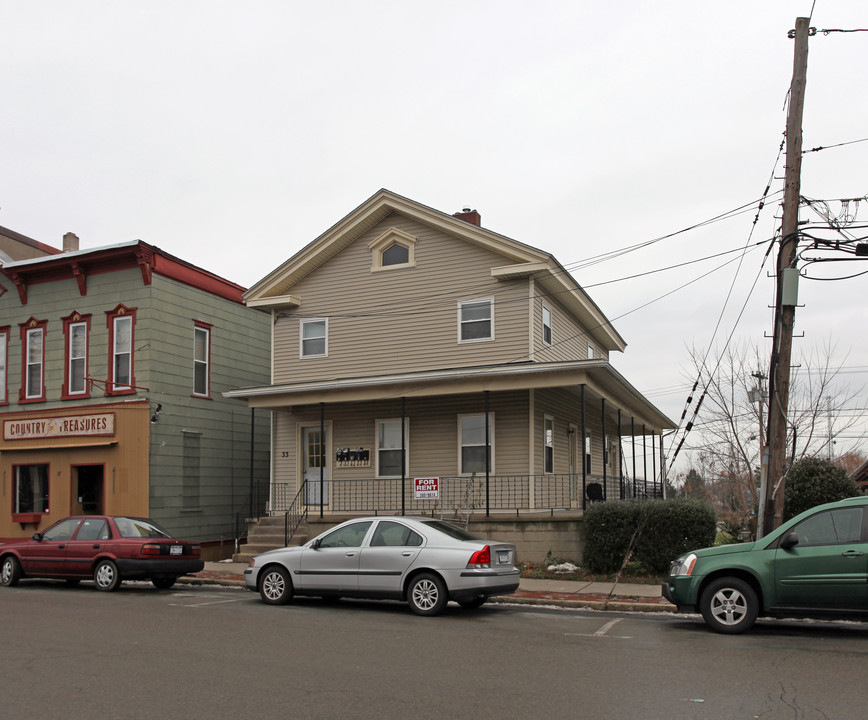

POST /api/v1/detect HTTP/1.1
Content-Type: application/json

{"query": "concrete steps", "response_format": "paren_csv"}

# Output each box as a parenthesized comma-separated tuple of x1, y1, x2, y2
(232, 514, 359, 563)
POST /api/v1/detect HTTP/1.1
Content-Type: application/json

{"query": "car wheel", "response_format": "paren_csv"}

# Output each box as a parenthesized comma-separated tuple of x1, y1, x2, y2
(699, 577, 758, 634)
(259, 566, 293, 605)
(152, 577, 176, 590)
(408, 573, 447, 616)
(93, 559, 122, 592)
(458, 595, 488, 610)
(1, 556, 22, 587)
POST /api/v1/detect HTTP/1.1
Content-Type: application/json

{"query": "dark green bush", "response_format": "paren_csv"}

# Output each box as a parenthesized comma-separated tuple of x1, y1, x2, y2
(783, 457, 860, 521)
(583, 498, 716, 575)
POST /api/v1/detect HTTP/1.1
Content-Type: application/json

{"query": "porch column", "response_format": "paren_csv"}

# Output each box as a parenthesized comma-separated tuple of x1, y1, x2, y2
(581, 384, 587, 510)
(652, 430, 658, 500)
(631, 416, 636, 500)
(642, 424, 648, 498)
(401, 396, 406, 516)
(617, 408, 623, 500)
(319, 402, 325, 519)
(660, 434, 666, 499)
(601, 398, 607, 501)
(485, 390, 490, 517)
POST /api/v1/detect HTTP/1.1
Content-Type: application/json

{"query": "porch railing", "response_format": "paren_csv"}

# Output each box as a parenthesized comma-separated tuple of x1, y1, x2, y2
(265, 473, 661, 518)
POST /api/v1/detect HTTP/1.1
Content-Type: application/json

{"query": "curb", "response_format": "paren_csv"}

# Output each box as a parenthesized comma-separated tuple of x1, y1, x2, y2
(180, 573, 676, 613)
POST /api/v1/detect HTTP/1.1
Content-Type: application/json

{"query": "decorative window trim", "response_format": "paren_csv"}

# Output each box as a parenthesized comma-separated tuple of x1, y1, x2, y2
(368, 227, 417, 271)
(300, 318, 328, 359)
(19, 317, 47, 403)
(588, 344, 595, 359)
(375, 418, 409, 479)
(105, 304, 137, 396)
(61, 311, 91, 400)
(458, 298, 494, 343)
(192, 321, 212, 398)
(544, 415, 555, 474)
(542, 305, 553, 346)
(458, 412, 495, 476)
(0, 326, 8, 406)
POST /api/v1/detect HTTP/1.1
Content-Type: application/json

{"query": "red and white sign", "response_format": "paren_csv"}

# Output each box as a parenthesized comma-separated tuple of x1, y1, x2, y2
(4, 413, 115, 441)
(414, 477, 439, 499)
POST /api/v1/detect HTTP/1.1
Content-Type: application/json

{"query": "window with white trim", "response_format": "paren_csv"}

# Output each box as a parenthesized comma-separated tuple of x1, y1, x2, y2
(459, 299, 493, 342)
(113, 316, 132, 390)
(0, 327, 7, 404)
(544, 415, 554, 474)
(193, 324, 210, 396)
(376, 418, 409, 478)
(382, 243, 409, 266)
(584, 431, 592, 474)
(68, 322, 88, 395)
(301, 319, 327, 358)
(25, 327, 44, 399)
(588, 344, 595, 359)
(542, 305, 552, 346)
(459, 413, 494, 474)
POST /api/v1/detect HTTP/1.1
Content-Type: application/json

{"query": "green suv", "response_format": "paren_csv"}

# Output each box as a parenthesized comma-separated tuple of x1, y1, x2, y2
(663, 496, 868, 633)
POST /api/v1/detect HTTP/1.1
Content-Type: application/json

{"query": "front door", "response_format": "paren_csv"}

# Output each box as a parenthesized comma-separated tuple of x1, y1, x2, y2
(71, 465, 104, 515)
(303, 426, 329, 505)
(568, 424, 578, 503)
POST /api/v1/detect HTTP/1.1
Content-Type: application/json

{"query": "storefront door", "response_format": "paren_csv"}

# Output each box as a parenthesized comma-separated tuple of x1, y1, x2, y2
(71, 465, 104, 515)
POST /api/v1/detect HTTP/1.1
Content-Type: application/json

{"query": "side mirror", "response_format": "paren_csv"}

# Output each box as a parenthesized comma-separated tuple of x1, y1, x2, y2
(311, 538, 322, 550)
(780, 531, 799, 550)
(32, 532, 43, 542)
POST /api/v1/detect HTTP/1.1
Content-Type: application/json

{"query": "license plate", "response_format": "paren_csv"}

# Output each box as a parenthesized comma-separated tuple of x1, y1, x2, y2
(498, 550, 509, 563)
(170, 545, 183, 556)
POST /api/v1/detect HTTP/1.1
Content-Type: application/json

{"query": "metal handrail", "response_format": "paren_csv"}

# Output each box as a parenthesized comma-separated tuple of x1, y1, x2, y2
(283, 481, 309, 547)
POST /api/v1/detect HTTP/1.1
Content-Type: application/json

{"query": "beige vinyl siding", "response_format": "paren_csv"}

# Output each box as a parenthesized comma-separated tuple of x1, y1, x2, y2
(270, 391, 532, 492)
(533, 387, 608, 477)
(533, 293, 608, 363)
(272, 214, 530, 384)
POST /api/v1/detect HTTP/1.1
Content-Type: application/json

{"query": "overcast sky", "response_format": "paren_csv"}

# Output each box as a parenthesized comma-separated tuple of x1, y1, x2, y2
(2, 1, 866, 469)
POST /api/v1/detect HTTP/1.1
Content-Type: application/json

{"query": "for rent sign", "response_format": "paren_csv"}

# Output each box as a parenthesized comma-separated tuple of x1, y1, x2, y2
(4, 413, 115, 441)
(414, 477, 439, 499)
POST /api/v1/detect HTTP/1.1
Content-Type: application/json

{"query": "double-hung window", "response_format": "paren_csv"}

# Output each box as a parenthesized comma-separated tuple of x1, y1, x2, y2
(544, 415, 555, 474)
(62, 312, 91, 399)
(376, 418, 408, 478)
(459, 298, 493, 342)
(459, 413, 494, 474)
(106, 305, 136, 395)
(193, 323, 211, 397)
(301, 319, 327, 358)
(0, 327, 8, 405)
(20, 319, 47, 401)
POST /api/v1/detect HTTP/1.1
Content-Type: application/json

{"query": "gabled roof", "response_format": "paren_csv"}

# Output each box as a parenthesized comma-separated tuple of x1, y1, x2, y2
(244, 189, 626, 352)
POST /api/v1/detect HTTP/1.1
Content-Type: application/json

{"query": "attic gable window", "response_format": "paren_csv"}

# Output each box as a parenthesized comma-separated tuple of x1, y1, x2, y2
(368, 227, 417, 271)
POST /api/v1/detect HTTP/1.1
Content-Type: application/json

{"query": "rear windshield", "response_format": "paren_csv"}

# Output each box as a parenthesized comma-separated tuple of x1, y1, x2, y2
(420, 520, 479, 541)
(115, 517, 171, 539)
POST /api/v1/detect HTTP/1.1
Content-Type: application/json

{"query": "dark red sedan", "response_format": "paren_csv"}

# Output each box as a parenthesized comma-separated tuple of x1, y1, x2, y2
(0, 516, 203, 591)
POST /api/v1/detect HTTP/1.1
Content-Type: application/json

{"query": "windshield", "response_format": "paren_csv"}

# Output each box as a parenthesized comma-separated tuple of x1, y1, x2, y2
(421, 519, 479, 541)
(114, 517, 171, 539)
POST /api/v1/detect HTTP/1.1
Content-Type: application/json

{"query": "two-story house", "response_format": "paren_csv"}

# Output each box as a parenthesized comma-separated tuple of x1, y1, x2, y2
(227, 190, 674, 530)
(0, 236, 271, 556)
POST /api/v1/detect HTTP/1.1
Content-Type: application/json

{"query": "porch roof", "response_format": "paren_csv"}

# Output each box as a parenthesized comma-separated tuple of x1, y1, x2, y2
(224, 359, 675, 433)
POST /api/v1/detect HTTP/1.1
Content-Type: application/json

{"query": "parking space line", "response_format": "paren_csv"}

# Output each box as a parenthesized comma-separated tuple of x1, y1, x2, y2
(169, 598, 245, 608)
(566, 618, 632, 639)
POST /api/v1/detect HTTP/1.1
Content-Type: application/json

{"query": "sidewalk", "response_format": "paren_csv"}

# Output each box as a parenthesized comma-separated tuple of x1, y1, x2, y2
(185, 562, 676, 613)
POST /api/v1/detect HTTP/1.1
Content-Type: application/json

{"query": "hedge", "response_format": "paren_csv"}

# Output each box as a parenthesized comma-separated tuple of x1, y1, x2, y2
(584, 498, 717, 574)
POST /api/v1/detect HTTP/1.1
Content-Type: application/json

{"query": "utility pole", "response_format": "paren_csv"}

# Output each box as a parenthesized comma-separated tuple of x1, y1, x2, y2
(761, 17, 810, 536)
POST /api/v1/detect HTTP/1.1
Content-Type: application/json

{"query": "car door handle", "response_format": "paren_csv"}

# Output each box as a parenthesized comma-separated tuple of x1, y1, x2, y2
(345, 552, 356, 557)
(402, 552, 414, 557)
(92, 545, 100, 549)
(58, 544, 66, 549)
(841, 550, 864, 557)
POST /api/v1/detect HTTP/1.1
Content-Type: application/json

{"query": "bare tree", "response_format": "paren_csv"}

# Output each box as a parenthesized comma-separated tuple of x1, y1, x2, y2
(677, 339, 863, 536)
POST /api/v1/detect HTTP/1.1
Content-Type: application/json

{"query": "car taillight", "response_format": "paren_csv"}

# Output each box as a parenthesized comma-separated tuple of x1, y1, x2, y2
(141, 544, 162, 555)
(190, 544, 201, 556)
(467, 545, 491, 568)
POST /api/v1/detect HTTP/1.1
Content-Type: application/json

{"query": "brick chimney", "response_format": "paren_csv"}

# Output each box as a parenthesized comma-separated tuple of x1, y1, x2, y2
(453, 207, 481, 226)
(63, 232, 80, 252)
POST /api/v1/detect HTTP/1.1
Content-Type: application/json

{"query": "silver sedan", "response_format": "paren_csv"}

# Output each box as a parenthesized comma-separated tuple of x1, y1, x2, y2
(244, 516, 520, 615)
